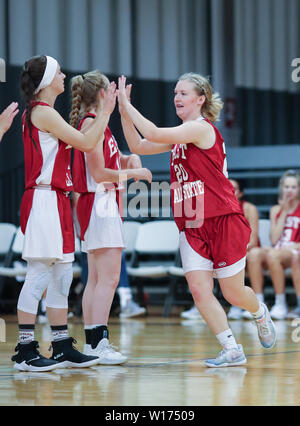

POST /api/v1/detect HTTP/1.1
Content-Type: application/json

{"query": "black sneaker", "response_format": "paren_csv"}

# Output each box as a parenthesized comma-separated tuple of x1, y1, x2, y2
(12, 341, 59, 372)
(50, 337, 99, 368)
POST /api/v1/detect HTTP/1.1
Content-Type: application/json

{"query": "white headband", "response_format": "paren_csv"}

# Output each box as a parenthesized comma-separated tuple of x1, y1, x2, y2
(34, 56, 58, 94)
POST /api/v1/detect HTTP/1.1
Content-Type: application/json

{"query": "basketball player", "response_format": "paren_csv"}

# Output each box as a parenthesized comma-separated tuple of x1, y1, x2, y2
(118, 73, 276, 367)
(70, 70, 152, 364)
(12, 55, 116, 372)
(0, 102, 19, 142)
(183, 178, 260, 320)
(247, 170, 300, 320)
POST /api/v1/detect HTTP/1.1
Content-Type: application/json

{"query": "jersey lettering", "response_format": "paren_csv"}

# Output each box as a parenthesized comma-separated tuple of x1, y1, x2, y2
(108, 137, 118, 158)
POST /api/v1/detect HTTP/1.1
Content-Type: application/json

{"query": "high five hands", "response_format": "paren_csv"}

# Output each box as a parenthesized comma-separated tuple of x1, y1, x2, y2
(0, 102, 19, 142)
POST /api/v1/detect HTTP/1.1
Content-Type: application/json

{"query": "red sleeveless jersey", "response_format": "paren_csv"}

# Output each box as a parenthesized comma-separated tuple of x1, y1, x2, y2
(72, 114, 122, 240)
(22, 101, 73, 192)
(72, 113, 120, 193)
(170, 118, 241, 231)
(275, 202, 300, 247)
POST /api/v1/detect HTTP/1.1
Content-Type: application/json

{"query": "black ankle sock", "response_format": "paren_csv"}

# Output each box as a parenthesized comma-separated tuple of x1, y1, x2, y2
(85, 329, 92, 345)
(91, 325, 109, 349)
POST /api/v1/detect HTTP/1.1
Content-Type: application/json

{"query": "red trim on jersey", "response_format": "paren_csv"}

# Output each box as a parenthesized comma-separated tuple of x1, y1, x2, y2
(56, 192, 75, 253)
(20, 189, 35, 235)
(77, 193, 95, 241)
(73, 114, 122, 240)
(22, 101, 73, 192)
(275, 201, 300, 244)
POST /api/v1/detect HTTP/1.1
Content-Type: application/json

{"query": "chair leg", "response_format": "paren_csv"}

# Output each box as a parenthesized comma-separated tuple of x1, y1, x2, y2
(163, 277, 178, 317)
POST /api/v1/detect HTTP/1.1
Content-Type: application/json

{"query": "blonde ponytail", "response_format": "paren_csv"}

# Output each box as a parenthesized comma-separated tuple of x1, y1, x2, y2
(178, 73, 223, 122)
(69, 70, 110, 128)
(69, 75, 84, 128)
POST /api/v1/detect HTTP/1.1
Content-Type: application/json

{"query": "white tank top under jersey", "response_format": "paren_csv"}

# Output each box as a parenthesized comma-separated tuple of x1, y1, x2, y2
(22, 130, 74, 264)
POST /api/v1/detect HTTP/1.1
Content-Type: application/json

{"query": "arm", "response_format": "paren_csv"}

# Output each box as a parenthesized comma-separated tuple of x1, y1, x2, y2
(270, 204, 287, 246)
(31, 83, 117, 153)
(118, 75, 214, 148)
(121, 114, 172, 155)
(244, 202, 259, 250)
(0, 102, 19, 142)
(81, 118, 152, 184)
(118, 82, 172, 155)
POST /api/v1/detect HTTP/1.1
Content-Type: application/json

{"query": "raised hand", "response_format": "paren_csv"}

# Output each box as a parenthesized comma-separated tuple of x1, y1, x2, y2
(118, 75, 131, 115)
(101, 81, 117, 116)
(0, 102, 19, 141)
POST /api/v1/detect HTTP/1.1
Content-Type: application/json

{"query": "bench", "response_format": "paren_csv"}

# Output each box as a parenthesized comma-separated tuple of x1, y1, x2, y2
(226, 144, 300, 217)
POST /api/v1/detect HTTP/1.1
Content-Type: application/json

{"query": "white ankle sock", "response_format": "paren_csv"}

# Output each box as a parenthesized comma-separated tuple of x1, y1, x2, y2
(251, 302, 265, 319)
(256, 293, 264, 303)
(118, 287, 132, 309)
(216, 329, 238, 350)
(275, 294, 286, 306)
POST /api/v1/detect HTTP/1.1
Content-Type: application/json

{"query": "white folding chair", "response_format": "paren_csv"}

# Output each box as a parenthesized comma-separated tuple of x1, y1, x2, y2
(127, 220, 179, 278)
(123, 221, 141, 256)
(0, 223, 17, 265)
(258, 219, 271, 247)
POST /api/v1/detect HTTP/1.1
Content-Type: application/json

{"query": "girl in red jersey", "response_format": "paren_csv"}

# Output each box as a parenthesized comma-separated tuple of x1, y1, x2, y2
(70, 70, 151, 364)
(247, 170, 300, 320)
(13, 55, 117, 372)
(118, 72, 276, 367)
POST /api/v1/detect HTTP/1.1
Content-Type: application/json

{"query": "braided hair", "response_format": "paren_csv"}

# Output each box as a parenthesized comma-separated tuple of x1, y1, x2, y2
(69, 70, 110, 128)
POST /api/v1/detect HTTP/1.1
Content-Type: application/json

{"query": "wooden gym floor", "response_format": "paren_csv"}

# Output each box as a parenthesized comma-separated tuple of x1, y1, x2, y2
(0, 311, 300, 406)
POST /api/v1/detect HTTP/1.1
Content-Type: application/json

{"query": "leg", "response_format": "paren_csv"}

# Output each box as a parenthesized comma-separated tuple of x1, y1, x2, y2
(219, 269, 259, 313)
(185, 270, 229, 335)
(291, 252, 300, 298)
(89, 247, 123, 325)
(82, 253, 98, 325)
(46, 262, 73, 326)
(82, 247, 127, 364)
(218, 268, 276, 349)
(266, 248, 293, 319)
(13, 260, 60, 372)
(46, 261, 99, 369)
(246, 247, 268, 294)
(266, 248, 292, 295)
(186, 269, 247, 367)
(287, 252, 300, 318)
(17, 260, 52, 325)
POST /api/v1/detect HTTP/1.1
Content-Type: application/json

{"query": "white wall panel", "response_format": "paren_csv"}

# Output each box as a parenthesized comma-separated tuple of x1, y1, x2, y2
(9, 0, 35, 65)
(0, 0, 5, 59)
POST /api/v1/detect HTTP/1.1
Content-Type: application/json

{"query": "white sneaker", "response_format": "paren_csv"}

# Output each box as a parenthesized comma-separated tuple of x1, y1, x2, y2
(227, 306, 243, 320)
(270, 303, 288, 320)
(120, 301, 146, 319)
(242, 310, 253, 320)
(84, 339, 127, 365)
(181, 305, 202, 320)
(254, 303, 277, 349)
(205, 344, 247, 368)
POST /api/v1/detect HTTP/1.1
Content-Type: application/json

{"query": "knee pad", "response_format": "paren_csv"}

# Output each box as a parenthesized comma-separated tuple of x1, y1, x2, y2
(45, 262, 73, 309)
(17, 261, 51, 314)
